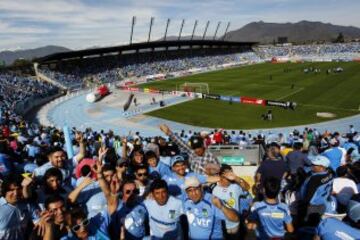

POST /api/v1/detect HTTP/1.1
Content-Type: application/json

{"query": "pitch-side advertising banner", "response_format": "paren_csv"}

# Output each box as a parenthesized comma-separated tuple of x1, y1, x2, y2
(240, 96, 266, 106)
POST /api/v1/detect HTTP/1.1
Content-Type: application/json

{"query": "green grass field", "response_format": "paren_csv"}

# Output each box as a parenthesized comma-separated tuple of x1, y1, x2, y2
(138, 62, 360, 129)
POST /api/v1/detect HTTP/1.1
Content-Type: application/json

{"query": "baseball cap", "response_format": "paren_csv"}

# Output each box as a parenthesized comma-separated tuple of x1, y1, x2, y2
(189, 136, 203, 149)
(348, 194, 360, 223)
(311, 155, 330, 168)
(170, 155, 185, 167)
(184, 176, 201, 190)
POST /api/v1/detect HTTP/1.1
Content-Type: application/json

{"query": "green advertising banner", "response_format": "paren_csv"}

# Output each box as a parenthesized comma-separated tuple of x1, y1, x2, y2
(220, 156, 245, 165)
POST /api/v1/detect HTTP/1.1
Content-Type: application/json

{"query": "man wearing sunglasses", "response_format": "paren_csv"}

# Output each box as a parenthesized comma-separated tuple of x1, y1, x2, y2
(184, 176, 239, 240)
(109, 179, 146, 240)
(134, 164, 150, 197)
(29, 194, 69, 240)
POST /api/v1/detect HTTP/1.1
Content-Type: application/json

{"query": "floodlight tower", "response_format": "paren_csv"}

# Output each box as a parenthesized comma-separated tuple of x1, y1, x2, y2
(148, 17, 154, 42)
(191, 20, 198, 40)
(130, 16, 136, 45)
(202, 20, 210, 40)
(178, 19, 185, 41)
(164, 18, 171, 41)
(222, 22, 231, 40)
(213, 21, 221, 40)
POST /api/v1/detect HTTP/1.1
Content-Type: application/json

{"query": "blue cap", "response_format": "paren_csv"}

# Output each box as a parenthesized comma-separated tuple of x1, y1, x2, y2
(311, 155, 330, 168)
(170, 155, 185, 167)
(348, 194, 360, 223)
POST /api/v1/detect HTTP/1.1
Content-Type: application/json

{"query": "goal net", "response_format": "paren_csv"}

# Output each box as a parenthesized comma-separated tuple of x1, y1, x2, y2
(179, 82, 209, 94)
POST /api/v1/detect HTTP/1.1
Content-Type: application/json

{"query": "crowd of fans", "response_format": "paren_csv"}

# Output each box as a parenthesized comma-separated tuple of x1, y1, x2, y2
(0, 45, 360, 239)
(38, 52, 261, 89)
(1, 71, 360, 239)
(255, 42, 360, 59)
(0, 74, 59, 112)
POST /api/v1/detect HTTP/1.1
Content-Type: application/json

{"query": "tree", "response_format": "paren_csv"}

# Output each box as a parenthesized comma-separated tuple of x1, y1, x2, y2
(12, 58, 32, 66)
(334, 32, 345, 43)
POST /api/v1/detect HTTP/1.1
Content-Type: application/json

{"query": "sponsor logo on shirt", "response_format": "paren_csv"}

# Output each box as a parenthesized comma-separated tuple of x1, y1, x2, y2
(168, 210, 176, 219)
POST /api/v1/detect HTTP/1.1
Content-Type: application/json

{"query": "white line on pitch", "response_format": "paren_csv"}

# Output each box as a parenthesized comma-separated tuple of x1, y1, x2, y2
(276, 87, 304, 100)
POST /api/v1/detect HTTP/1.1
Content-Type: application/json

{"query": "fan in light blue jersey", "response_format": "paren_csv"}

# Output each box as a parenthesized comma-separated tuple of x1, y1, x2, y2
(183, 176, 239, 240)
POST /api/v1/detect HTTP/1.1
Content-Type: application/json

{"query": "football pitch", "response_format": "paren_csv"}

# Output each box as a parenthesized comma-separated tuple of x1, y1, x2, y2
(138, 62, 360, 129)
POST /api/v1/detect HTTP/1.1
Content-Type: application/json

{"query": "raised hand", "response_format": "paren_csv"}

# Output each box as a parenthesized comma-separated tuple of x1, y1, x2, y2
(159, 124, 171, 135)
(98, 145, 108, 162)
(223, 171, 237, 181)
(92, 160, 103, 175)
(34, 210, 53, 237)
(79, 176, 94, 188)
(21, 174, 33, 188)
(75, 131, 84, 143)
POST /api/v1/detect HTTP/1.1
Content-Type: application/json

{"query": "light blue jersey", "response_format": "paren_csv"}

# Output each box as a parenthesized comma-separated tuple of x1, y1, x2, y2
(124, 203, 147, 240)
(144, 196, 184, 239)
(322, 148, 343, 171)
(85, 191, 108, 218)
(0, 197, 40, 240)
(212, 183, 245, 229)
(149, 161, 171, 178)
(163, 172, 206, 200)
(249, 201, 292, 240)
(184, 193, 226, 240)
(316, 218, 360, 240)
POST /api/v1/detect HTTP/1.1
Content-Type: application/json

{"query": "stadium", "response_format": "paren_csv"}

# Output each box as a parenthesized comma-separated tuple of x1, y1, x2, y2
(1, 3, 360, 240)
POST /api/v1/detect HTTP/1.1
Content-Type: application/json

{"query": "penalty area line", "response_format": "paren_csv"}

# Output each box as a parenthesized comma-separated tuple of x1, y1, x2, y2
(276, 87, 304, 101)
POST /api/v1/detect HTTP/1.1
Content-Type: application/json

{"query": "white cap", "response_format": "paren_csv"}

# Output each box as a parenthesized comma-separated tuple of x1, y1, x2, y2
(184, 176, 201, 190)
(311, 155, 330, 168)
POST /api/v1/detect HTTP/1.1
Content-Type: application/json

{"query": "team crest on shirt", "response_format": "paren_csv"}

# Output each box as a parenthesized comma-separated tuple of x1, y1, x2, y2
(202, 208, 208, 217)
(168, 210, 176, 219)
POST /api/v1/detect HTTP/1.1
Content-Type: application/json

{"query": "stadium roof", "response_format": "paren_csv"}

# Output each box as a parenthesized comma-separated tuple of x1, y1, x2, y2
(36, 40, 257, 63)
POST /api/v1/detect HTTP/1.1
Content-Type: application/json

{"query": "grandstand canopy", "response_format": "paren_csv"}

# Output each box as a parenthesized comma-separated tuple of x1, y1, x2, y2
(36, 40, 257, 64)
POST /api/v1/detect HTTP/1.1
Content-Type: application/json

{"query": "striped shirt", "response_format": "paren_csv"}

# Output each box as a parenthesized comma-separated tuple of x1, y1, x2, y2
(170, 133, 220, 175)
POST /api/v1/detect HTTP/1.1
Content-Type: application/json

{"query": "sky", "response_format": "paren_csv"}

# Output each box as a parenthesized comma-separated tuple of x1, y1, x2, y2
(0, 0, 359, 51)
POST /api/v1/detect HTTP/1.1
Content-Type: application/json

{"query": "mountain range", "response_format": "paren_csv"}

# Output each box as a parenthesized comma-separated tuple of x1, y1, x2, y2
(1, 21, 360, 66)
(223, 20, 360, 43)
(0, 45, 70, 66)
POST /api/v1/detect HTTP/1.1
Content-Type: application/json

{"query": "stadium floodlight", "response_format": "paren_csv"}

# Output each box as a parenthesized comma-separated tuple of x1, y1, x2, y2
(178, 19, 185, 41)
(213, 21, 221, 40)
(164, 18, 171, 41)
(148, 17, 154, 42)
(130, 16, 136, 45)
(222, 22, 231, 41)
(202, 21, 210, 40)
(191, 20, 198, 41)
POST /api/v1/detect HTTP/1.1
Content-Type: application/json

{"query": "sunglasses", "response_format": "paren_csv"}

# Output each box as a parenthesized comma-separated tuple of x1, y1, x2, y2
(124, 188, 139, 195)
(136, 172, 148, 177)
(72, 219, 90, 232)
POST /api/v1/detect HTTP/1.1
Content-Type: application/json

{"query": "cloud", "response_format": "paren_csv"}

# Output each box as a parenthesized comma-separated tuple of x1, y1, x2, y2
(0, 0, 358, 50)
